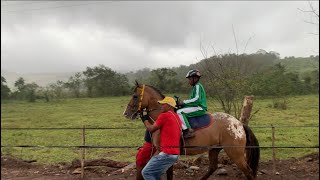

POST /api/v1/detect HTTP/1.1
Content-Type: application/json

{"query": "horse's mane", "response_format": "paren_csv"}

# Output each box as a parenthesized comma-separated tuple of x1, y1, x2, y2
(134, 83, 165, 99)
(146, 85, 165, 99)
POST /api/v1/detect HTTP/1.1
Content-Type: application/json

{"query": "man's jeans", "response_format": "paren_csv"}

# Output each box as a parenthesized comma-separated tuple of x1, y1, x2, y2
(142, 152, 178, 180)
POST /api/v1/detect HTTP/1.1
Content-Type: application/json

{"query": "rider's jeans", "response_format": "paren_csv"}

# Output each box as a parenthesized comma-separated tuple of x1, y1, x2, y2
(142, 152, 178, 180)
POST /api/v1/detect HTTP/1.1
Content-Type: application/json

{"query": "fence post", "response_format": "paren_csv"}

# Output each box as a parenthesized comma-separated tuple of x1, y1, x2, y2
(271, 124, 276, 174)
(81, 125, 85, 179)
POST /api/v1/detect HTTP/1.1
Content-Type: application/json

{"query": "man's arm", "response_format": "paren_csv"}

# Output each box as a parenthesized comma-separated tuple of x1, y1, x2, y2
(143, 120, 160, 133)
(141, 115, 160, 133)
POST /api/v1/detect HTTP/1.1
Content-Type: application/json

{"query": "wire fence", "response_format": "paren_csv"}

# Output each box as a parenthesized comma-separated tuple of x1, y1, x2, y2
(1, 124, 318, 179)
(1, 125, 319, 149)
(1, 145, 319, 149)
(1, 125, 319, 130)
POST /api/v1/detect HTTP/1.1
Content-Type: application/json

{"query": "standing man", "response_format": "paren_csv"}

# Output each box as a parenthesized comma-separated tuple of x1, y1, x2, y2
(140, 96, 181, 180)
(177, 69, 207, 138)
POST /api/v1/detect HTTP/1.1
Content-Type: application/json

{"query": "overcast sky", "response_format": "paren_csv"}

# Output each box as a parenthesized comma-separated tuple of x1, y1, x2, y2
(1, 1, 319, 74)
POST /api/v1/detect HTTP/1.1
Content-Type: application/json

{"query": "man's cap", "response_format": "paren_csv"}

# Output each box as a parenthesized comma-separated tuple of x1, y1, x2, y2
(158, 96, 177, 108)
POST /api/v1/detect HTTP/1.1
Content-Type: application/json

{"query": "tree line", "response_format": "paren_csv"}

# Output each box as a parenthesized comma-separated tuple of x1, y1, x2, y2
(2, 65, 131, 102)
(1, 52, 319, 116)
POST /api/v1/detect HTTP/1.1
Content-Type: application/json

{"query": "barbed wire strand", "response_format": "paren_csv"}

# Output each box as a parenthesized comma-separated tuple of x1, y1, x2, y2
(1, 125, 319, 130)
(1, 145, 319, 149)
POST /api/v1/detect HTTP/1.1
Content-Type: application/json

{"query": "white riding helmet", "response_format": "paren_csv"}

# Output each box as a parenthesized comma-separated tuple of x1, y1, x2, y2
(185, 69, 201, 78)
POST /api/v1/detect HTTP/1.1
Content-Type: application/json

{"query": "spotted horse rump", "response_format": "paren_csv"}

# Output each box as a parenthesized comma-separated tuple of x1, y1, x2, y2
(213, 112, 245, 140)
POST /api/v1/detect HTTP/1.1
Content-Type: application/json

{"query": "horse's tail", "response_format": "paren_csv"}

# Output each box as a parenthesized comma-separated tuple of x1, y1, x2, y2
(243, 125, 260, 177)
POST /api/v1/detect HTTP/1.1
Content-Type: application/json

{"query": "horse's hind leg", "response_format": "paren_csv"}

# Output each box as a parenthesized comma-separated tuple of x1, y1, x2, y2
(200, 148, 221, 180)
(166, 165, 173, 180)
(224, 148, 255, 180)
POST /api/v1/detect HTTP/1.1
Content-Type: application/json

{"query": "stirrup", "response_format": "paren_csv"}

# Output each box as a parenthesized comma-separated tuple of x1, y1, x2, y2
(183, 133, 195, 139)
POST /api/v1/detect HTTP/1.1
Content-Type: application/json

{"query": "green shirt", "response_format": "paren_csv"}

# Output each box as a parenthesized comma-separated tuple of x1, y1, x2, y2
(182, 82, 207, 111)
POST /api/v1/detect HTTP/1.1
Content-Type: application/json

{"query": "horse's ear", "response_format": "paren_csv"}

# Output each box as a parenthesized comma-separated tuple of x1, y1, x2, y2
(135, 80, 140, 87)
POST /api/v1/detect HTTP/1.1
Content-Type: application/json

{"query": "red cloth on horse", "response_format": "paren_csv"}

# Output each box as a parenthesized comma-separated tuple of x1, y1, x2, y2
(136, 142, 154, 166)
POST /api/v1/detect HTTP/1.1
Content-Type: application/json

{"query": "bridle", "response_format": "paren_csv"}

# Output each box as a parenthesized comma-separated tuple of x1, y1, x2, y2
(127, 84, 160, 119)
(127, 84, 145, 118)
(138, 85, 145, 112)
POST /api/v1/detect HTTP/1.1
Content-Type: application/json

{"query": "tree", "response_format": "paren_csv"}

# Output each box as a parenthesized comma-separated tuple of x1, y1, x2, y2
(310, 70, 319, 93)
(196, 31, 279, 118)
(13, 77, 26, 100)
(64, 72, 83, 98)
(147, 68, 182, 93)
(298, 1, 319, 35)
(14, 77, 25, 92)
(37, 86, 52, 102)
(12, 77, 40, 102)
(248, 63, 310, 96)
(199, 54, 249, 118)
(1, 76, 11, 100)
(298, 1, 319, 55)
(49, 80, 65, 99)
(125, 68, 151, 85)
(82, 64, 130, 97)
(246, 63, 315, 109)
(198, 53, 278, 118)
(24, 82, 39, 102)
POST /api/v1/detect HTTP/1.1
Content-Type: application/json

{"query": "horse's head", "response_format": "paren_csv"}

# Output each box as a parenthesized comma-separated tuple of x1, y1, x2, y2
(123, 80, 149, 120)
(123, 81, 165, 120)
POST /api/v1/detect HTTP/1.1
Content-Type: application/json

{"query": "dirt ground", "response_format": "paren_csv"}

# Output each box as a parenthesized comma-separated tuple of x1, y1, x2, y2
(1, 152, 319, 180)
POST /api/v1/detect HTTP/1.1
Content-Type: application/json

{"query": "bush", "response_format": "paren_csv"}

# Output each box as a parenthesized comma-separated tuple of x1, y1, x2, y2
(273, 100, 287, 110)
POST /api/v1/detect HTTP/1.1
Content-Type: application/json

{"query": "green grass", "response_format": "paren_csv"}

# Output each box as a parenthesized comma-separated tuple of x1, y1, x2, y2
(1, 95, 319, 164)
(248, 95, 319, 161)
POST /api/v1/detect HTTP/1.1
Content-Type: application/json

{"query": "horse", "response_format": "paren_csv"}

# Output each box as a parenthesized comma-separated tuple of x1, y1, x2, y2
(123, 81, 260, 180)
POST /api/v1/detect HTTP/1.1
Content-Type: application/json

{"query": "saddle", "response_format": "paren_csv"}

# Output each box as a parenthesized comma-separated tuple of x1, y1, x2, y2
(188, 113, 212, 130)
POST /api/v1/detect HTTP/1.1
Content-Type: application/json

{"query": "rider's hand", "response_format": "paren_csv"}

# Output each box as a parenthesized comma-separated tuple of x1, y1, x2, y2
(140, 115, 149, 123)
(178, 99, 183, 106)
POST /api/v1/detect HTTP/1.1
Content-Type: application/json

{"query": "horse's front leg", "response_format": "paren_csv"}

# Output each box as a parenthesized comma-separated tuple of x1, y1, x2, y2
(136, 165, 144, 180)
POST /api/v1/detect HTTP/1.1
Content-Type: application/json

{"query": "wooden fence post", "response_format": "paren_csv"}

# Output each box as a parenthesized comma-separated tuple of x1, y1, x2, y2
(240, 95, 254, 125)
(81, 125, 85, 179)
(271, 124, 276, 174)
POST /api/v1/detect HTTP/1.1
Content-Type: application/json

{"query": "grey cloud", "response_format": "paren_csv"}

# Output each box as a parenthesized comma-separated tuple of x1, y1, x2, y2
(1, 1, 318, 74)
(2, 1, 195, 48)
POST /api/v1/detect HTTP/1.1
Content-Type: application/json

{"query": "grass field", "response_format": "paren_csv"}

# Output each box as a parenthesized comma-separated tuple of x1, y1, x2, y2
(1, 94, 319, 164)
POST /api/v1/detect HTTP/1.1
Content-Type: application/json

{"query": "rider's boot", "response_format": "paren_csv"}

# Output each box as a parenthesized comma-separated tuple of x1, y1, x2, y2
(183, 128, 195, 139)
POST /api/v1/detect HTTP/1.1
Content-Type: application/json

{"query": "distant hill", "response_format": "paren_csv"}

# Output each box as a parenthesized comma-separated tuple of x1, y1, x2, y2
(274, 56, 319, 74)
(2, 56, 318, 89)
(1, 70, 75, 89)
(124, 55, 320, 85)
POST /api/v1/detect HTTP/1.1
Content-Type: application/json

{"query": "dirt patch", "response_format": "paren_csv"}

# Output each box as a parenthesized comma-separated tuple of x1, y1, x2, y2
(1, 152, 319, 180)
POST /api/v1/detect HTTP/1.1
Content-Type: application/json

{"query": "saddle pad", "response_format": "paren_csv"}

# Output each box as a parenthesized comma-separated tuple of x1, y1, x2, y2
(188, 113, 212, 130)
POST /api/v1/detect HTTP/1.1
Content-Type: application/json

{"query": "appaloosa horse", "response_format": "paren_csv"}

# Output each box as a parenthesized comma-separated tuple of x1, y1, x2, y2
(123, 81, 260, 180)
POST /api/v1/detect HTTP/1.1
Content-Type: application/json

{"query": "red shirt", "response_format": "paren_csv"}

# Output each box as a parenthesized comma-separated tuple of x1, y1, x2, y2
(155, 110, 181, 154)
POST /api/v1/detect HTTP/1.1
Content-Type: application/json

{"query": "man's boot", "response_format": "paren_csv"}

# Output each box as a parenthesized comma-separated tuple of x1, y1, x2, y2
(183, 128, 195, 139)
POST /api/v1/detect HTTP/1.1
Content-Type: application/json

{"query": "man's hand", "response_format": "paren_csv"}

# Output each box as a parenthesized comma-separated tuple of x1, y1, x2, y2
(177, 99, 183, 106)
(154, 149, 160, 155)
(140, 115, 149, 123)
